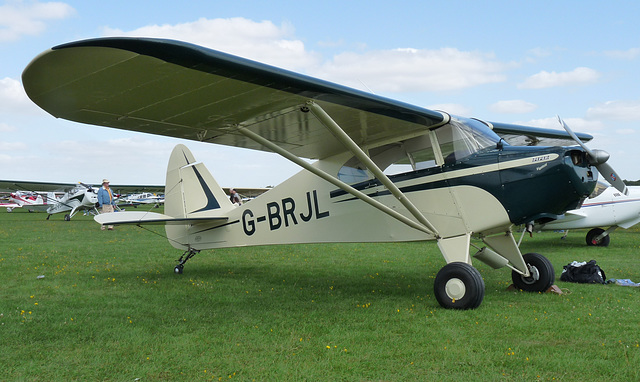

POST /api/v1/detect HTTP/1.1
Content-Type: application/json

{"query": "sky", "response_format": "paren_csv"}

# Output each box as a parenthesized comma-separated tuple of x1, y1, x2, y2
(2, 0, 640, 188)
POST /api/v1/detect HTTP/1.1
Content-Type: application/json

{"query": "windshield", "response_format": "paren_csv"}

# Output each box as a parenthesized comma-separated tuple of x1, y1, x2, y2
(436, 117, 502, 164)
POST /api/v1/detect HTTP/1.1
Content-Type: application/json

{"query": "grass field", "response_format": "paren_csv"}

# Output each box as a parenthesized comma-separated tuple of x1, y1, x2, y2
(1, 208, 639, 381)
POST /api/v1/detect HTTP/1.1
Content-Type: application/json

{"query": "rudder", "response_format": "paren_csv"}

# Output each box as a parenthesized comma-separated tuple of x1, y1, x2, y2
(165, 144, 234, 219)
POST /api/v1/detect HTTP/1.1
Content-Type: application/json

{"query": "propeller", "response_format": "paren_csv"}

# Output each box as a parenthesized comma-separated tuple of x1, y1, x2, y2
(78, 182, 95, 192)
(557, 116, 628, 195)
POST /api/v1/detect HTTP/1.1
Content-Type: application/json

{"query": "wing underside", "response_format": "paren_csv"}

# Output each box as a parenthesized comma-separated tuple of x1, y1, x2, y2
(23, 37, 593, 163)
(23, 38, 447, 160)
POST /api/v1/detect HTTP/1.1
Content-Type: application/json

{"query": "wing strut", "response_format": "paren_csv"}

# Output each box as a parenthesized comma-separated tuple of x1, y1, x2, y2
(235, 125, 437, 237)
(306, 101, 441, 236)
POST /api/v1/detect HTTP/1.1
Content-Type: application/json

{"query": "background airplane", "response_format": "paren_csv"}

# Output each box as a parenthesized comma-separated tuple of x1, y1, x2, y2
(0, 179, 164, 220)
(0, 190, 53, 212)
(117, 187, 269, 208)
(0, 179, 267, 215)
(535, 182, 640, 246)
(22, 37, 623, 310)
(118, 192, 164, 208)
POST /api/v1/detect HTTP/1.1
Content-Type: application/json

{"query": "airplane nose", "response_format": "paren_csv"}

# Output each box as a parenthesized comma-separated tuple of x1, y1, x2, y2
(587, 149, 610, 165)
(563, 147, 598, 204)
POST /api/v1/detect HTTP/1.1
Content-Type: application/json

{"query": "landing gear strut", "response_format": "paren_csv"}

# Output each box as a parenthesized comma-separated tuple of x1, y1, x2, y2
(174, 248, 200, 274)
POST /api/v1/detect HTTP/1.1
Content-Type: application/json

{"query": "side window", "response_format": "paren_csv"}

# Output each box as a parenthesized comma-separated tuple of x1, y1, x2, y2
(337, 134, 437, 183)
(337, 165, 370, 184)
(336, 116, 501, 184)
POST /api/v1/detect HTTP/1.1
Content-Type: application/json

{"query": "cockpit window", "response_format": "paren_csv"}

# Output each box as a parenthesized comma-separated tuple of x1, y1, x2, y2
(337, 116, 502, 183)
(437, 117, 502, 164)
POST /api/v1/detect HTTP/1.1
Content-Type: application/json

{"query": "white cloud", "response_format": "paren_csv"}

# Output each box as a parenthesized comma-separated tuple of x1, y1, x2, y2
(0, 1, 75, 42)
(489, 100, 537, 114)
(0, 77, 43, 115)
(102, 17, 319, 71)
(522, 117, 604, 132)
(0, 141, 26, 150)
(527, 47, 553, 58)
(313, 47, 508, 92)
(518, 67, 600, 89)
(0, 122, 16, 132)
(603, 48, 640, 60)
(101, 18, 510, 93)
(587, 100, 640, 121)
(426, 103, 472, 116)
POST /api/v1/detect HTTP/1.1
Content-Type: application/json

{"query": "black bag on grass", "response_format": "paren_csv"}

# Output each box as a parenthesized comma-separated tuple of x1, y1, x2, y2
(560, 260, 606, 284)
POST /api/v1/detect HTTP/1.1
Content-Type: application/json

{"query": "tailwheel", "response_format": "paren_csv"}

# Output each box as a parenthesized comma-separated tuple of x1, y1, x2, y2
(434, 262, 485, 310)
(174, 248, 200, 274)
(511, 252, 554, 292)
(585, 228, 610, 247)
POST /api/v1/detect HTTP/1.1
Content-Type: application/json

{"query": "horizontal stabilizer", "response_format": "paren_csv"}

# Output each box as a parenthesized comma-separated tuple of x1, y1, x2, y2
(94, 211, 228, 226)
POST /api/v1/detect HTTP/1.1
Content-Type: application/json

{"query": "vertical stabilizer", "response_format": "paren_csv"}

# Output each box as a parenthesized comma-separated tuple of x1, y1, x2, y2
(165, 144, 233, 219)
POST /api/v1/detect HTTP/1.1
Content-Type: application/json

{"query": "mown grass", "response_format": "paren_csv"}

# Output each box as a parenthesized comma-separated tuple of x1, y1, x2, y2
(1, 208, 639, 381)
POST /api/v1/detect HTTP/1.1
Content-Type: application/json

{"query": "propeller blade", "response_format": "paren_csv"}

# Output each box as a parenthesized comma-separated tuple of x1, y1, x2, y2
(557, 116, 628, 195)
(78, 181, 94, 192)
(596, 161, 628, 196)
(557, 116, 594, 156)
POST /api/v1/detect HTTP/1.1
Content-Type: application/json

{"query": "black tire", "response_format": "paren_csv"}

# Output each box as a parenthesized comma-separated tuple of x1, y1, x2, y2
(511, 252, 555, 292)
(64, 214, 71, 221)
(586, 228, 610, 247)
(174, 264, 184, 274)
(434, 262, 485, 310)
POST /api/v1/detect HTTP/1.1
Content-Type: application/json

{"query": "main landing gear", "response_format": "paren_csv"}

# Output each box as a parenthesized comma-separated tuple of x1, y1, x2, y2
(433, 231, 556, 309)
(433, 252, 555, 310)
(434, 262, 485, 310)
(174, 248, 200, 274)
(511, 252, 555, 292)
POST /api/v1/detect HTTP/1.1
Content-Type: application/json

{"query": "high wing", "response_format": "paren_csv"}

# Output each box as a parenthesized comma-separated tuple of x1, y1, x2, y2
(0, 179, 163, 194)
(0, 179, 76, 193)
(22, 37, 590, 158)
(490, 122, 592, 147)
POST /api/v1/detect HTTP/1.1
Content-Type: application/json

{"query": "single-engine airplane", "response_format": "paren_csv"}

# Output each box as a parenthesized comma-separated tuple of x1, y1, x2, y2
(0, 179, 164, 220)
(45, 182, 100, 221)
(1, 191, 50, 212)
(119, 192, 165, 208)
(0, 182, 98, 219)
(22, 37, 625, 309)
(535, 181, 640, 246)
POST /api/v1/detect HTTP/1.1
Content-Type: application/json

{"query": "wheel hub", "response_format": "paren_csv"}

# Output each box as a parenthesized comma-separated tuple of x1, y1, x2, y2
(520, 265, 540, 285)
(444, 278, 466, 300)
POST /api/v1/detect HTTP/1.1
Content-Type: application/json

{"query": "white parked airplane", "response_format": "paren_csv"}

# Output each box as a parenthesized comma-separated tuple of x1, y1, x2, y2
(23, 37, 622, 309)
(119, 192, 164, 207)
(535, 182, 640, 246)
(0, 180, 165, 220)
(44, 183, 100, 221)
(1, 191, 50, 212)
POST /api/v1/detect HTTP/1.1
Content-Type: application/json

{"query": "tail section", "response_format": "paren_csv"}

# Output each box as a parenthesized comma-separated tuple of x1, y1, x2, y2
(164, 144, 233, 249)
(45, 192, 57, 205)
(165, 144, 234, 219)
(94, 144, 231, 249)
